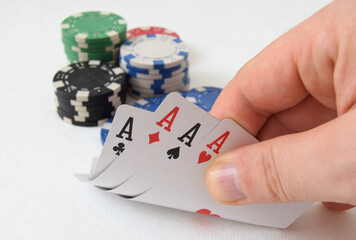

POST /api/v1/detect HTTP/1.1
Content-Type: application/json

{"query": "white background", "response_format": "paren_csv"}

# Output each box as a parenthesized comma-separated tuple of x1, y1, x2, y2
(1, 0, 356, 239)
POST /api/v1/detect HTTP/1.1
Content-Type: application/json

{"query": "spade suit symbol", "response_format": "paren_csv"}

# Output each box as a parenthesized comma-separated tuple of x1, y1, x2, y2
(167, 146, 180, 160)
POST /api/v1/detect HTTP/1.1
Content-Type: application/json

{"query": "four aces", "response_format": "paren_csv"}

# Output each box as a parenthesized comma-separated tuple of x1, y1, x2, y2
(109, 107, 219, 196)
(79, 93, 312, 229)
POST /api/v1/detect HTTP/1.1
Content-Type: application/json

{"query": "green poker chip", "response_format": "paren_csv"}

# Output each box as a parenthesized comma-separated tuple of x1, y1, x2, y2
(61, 11, 127, 43)
(64, 49, 118, 63)
(64, 45, 119, 56)
(63, 43, 121, 53)
(62, 37, 123, 50)
(65, 51, 117, 62)
(65, 57, 116, 64)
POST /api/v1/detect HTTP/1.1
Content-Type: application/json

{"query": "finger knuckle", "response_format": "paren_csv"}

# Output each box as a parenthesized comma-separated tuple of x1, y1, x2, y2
(259, 145, 292, 202)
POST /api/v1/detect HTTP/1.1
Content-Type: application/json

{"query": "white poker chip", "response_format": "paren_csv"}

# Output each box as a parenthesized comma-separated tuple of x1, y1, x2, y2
(129, 68, 189, 85)
(129, 76, 187, 90)
(128, 69, 189, 87)
(69, 49, 120, 62)
(120, 60, 189, 80)
(130, 80, 190, 95)
(130, 80, 190, 96)
(119, 34, 189, 69)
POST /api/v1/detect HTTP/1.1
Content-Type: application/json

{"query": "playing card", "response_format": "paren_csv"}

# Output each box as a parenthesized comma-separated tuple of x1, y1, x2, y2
(89, 157, 99, 178)
(129, 119, 312, 228)
(90, 105, 152, 178)
(108, 107, 220, 196)
(87, 92, 200, 188)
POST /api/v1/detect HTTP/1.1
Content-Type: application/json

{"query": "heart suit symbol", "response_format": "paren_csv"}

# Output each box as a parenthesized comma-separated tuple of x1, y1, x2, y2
(196, 209, 220, 217)
(198, 151, 211, 164)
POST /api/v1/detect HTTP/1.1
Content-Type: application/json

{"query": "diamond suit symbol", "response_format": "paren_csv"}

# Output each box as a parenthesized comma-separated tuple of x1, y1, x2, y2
(149, 131, 160, 144)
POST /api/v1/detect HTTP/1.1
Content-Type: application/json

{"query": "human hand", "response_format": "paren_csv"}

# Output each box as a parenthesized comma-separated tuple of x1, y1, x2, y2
(207, 0, 356, 211)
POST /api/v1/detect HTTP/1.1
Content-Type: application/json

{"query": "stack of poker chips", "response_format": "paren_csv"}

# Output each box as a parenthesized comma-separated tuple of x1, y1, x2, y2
(61, 11, 127, 63)
(119, 32, 190, 98)
(53, 60, 126, 127)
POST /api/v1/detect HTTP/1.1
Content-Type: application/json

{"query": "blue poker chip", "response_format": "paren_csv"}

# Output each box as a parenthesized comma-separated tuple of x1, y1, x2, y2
(130, 89, 149, 98)
(100, 86, 222, 145)
(120, 58, 187, 75)
(128, 68, 189, 89)
(120, 59, 189, 80)
(133, 95, 167, 112)
(124, 67, 184, 79)
(129, 78, 190, 95)
(183, 86, 222, 112)
(100, 117, 113, 145)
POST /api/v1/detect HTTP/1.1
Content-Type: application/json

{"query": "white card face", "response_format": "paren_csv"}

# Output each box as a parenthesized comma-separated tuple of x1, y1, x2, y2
(90, 105, 152, 178)
(131, 119, 312, 228)
(89, 157, 99, 178)
(88, 93, 199, 188)
(109, 108, 220, 196)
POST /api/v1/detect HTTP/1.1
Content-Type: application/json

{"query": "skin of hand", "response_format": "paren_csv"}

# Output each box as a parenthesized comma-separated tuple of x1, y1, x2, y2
(207, 0, 356, 211)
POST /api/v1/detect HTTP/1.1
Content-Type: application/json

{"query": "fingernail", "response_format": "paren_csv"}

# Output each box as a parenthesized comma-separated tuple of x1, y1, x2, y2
(208, 163, 245, 202)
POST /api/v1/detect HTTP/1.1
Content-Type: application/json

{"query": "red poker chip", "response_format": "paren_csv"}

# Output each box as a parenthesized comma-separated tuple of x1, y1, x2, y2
(126, 26, 180, 39)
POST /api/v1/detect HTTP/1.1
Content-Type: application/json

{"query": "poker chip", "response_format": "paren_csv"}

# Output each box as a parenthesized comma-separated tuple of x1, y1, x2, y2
(182, 86, 222, 112)
(61, 38, 121, 50)
(65, 47, 120, 56)
(57, 107, 114, 121)
(55, 91, 125, 107)
(65, 44, 121, 53)
(120, 34, 188, 69)
(132, 95, 167, 111)
(53, 60, 126, 101)
(129, 83, 190, 99)
(126, 26, 180, 39)
(130, 78, 190, 95)
(57, 109, 109, 127)
(53, 60, 127, 127)
(128, 69, 189, 87)
(120, 59, 187, 76)
(128, 89, 160, 99)
(65, 48, 120, 63)
(55, 98, 121, 113)
(61, 11, 127, 43)
(119, 33, 190, 98)
(66, 54, 117, 64)
(100, 118, 113, 145)
(100, 86, 222, 144)
(121, 61, 188, 80)
(61, 11, 127, 63)
(128, 77, 189, 91)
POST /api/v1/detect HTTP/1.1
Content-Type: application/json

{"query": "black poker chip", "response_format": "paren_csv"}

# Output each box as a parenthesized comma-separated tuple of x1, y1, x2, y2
(55, 98, 121, 113)
(57, 108, 114, 124)
(53, 60, 128, 126)
(53, 60, 126, 101)
(57, 105, 115, 119)
(56, 109, 108, 127)
(55, 91, 126, 107)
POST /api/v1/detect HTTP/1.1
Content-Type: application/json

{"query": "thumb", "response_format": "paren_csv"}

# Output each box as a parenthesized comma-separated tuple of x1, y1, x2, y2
(206, 110, 356, 205)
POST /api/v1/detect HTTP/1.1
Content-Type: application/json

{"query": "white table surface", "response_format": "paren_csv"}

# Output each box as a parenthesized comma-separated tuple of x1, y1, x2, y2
(1, 0, 356, 239)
